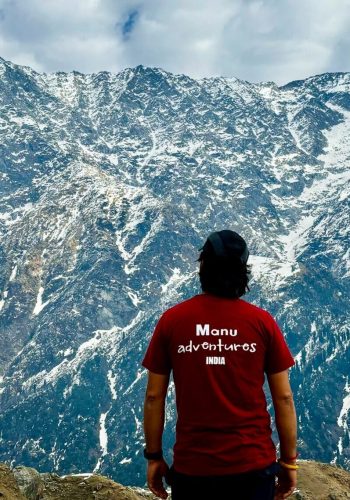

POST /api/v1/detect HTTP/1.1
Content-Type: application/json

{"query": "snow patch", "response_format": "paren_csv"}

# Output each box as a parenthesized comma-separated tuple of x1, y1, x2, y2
(337, 437, 343, 455)
(99, 412, 108, 455)
(337, 379, 350, 429)
(278, 215, 314, 262)
(62, 473, 94, 478)
(128, 290, 141, 307)
(9, 264, 17, 281)
(32, 286, 51, 316)
(93, 411, 109, 472)
(107, 370, 117, 400)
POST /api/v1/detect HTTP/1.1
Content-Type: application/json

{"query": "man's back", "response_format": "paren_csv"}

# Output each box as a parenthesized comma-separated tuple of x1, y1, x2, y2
(142, 292, 294, 476)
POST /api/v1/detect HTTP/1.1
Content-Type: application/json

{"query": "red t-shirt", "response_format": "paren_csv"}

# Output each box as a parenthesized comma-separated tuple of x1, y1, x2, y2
(142, 293, 295, 476)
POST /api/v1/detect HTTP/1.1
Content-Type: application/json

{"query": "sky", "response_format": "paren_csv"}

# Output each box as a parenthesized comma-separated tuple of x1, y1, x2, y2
(0, 0, 350, 85)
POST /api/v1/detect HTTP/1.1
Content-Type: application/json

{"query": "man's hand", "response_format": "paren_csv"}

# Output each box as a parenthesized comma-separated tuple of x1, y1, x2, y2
(274, 469, 297, 499)
(147, 458, 171, 499)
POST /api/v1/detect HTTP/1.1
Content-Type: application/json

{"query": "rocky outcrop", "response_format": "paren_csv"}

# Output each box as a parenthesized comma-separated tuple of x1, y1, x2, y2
(292, 461, 350, 499)
(0, 462, 157, 499)
(0, 463, 26, 499)
(1, 460, 350, 499)
(12, 466, 43, 500)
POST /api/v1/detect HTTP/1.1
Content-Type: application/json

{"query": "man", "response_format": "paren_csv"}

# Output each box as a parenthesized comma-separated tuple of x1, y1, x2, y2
(142, 230, 297, 499)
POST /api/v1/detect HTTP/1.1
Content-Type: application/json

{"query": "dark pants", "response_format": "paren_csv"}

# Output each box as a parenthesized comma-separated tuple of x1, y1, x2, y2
(169, 462, 280, 500)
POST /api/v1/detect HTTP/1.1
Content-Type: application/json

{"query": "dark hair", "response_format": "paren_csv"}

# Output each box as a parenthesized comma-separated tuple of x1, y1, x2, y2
(197, 251, 251, 298)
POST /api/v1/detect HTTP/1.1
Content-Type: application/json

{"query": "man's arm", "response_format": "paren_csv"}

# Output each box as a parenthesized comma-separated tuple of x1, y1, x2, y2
(143, 370, 170, 499)
(267, 369, 297, 499)
(268, 369, 297, 459)
(144, 370, 170, 452)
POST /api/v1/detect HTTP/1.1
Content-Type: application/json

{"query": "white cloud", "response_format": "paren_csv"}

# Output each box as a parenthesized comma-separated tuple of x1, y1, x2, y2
(0, 0, 349, 83)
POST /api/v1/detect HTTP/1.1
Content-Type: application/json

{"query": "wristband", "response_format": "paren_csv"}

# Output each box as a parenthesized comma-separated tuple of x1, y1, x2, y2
(143, 448, 163, 460)
(278, 459, 299, 470)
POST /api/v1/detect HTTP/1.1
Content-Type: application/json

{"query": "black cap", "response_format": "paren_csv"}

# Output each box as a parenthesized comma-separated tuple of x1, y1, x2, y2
(199, 230, 249, 264)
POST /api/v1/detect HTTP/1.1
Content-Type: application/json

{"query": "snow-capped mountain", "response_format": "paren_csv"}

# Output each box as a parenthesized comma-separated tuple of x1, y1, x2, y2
(0, 57, 349, 486)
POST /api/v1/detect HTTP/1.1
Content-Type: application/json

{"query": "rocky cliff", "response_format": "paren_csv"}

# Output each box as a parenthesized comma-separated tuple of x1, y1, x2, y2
(0, 462, 155, 500)
(1, 461, 350, 499)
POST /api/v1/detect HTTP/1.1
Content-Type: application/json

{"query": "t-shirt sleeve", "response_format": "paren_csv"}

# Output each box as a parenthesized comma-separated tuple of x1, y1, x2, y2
(263, 312, 295, 374)
(141, 314, 172, 375)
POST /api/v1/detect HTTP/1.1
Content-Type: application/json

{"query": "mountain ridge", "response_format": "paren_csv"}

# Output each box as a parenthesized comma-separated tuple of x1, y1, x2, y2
(0, 57, 349, 486)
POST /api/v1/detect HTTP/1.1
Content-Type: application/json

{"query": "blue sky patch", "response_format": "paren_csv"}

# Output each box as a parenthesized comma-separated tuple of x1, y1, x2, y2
(121, 10, 139, 39)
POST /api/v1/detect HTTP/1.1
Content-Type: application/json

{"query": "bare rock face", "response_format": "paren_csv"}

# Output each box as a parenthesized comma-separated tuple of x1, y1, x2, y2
(0, 463, 158, 499)
(291, 461, 350, 499)
(31, 473, 145, 499)
(12, 466, 43, 499)
(0, 463, 26, 499)
(1, 460, 350, 499)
